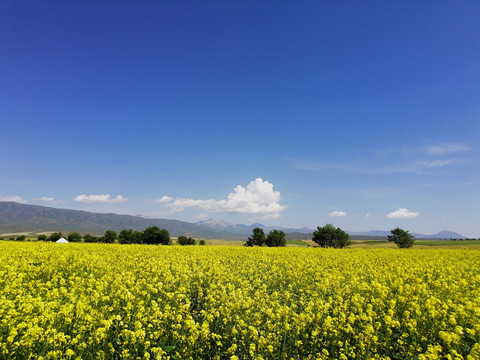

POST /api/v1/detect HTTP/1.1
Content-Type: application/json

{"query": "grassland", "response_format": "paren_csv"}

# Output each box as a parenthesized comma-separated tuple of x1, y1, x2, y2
(1, 241, 479, 359)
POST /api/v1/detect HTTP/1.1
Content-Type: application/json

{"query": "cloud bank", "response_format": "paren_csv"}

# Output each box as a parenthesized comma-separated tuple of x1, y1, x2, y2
(35, 196, 65, 204)
(0, 195, 28, 204)
(156, 178, 287, 219)
(74, 194, 128, 203)
(387, 208, 419, 219)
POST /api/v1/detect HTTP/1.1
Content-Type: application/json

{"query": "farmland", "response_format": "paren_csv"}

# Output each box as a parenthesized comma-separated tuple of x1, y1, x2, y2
(1, 242, 479, 359)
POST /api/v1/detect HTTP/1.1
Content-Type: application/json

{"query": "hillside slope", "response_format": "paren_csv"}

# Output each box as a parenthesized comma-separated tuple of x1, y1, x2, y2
(0, 202, 231, 238)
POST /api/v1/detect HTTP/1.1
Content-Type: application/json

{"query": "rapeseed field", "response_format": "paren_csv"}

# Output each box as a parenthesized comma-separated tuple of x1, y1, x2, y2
(1, 242, 479, 359)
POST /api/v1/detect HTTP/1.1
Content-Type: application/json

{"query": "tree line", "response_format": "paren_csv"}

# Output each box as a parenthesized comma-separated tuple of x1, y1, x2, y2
(245, 224, 419, 249)
(32, 227, 206, 245)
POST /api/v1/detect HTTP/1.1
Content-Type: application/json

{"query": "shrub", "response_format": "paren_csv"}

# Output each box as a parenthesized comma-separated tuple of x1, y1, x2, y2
(47, 232, 63, 242)
(177, 236, 196, 245)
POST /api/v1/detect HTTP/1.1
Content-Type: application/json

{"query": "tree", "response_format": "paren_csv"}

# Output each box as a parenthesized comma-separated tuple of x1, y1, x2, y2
(265, 230, 286, 247)
(47, 232, 63, 242)
(142, 226, 171, 245)
(119, 229, 142, 244)
(388, 227, 415, 248)
(198, 239, 206, 245)
(245, 227, 266, 247)
(37, 234, 47, 241)
(16, 235, 26, 241)
(104, 230, 118, 244)
(83, 234, 98, 243)
(177, 236, 195, 245)
(67, 232, 82, 242)
(312, 224, 351, 248)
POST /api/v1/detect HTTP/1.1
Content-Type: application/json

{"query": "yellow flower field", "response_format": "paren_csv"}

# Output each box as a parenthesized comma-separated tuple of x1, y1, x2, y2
(1, 242, 479, 359)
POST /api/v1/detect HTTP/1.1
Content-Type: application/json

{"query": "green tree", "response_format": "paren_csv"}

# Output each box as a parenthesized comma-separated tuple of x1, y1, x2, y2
(83, 234, 98, 243)
(67, 232, 82, 242)
(198, 239, 206, 245)
(388, 227, 415, 248)
(47, 232, 63, 242)
(16, 235, 26, 241)
(104, 230, 118, 244)
(312, 224, 351, 248)
(37, 234, 47, 241)
(177, 236, 195, 245)
(119, 229, 142, 244)
(245, 227, 266, 247)
(265, 230, 286, 247)
(142, 226, 170, 245)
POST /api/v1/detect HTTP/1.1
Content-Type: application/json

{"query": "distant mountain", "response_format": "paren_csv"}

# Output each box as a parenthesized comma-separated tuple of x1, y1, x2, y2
(0, 202, 466, 240)
(199, 219, 466, 240)
(413, 230, 466, 239)
(197, 219, 315, 236)
(347, 229, 466, 239)
(0, 202, 233, 238)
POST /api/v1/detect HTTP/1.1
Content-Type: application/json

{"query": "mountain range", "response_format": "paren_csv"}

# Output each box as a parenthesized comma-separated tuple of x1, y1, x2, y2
(0, 201, 466, 239)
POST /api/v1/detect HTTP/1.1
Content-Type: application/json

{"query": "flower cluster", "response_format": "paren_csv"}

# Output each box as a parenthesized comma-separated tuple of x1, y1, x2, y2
(0, 243, 479, 359)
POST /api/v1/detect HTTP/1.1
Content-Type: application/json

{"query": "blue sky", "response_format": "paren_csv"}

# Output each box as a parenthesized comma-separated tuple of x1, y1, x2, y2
(1, 1, 479, 237)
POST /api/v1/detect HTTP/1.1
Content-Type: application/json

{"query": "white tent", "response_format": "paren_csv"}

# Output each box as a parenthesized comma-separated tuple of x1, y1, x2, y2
(56, 238, 69, 244)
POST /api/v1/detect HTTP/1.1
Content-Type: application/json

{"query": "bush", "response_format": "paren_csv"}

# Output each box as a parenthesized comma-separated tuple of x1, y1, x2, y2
(16, 235, 26, 241)
(47, 232, 63, 242)
(67, 232, 82, 243)
(37, 234, 47, 241)
(388, 227, 415, 248)
(83, 234, 98, 243)
(198, 239, 206, 245)
(119, 229, 142, 244)
(312, 224, 351, 248)
(177, 236, 195, 245)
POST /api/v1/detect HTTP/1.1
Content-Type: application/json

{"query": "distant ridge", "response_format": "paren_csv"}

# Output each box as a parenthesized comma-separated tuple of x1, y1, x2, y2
(0, 202, 466, 239)
(0, 202, 232, 238)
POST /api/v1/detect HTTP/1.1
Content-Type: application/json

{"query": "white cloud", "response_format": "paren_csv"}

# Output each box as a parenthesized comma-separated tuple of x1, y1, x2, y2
(74, 194, 128, 203)
(196, 213, 209, 219)
(425, 159, 455, 168)
(0, 195, 28, 204)
(35, 196, 65, 204)
(154, 196, 173, 203)
(424, 143, 471, 156)
(157, 178, 287, 218)
(387, 208, 419, 219)
(365, 213, 371, 218)
(328, 210, 346, 217)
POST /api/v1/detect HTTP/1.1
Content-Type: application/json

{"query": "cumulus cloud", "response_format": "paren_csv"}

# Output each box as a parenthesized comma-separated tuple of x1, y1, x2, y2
(156, 178, 287, 218)
(74, 194, 128, 203)
(0, 195, 28, 204)
(424, 143, 471, 156)
(154, 196, 173, 203)
(328, 210, 346, 217)
(386, 208, 419, 219)
(35, 196, 64, 204)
